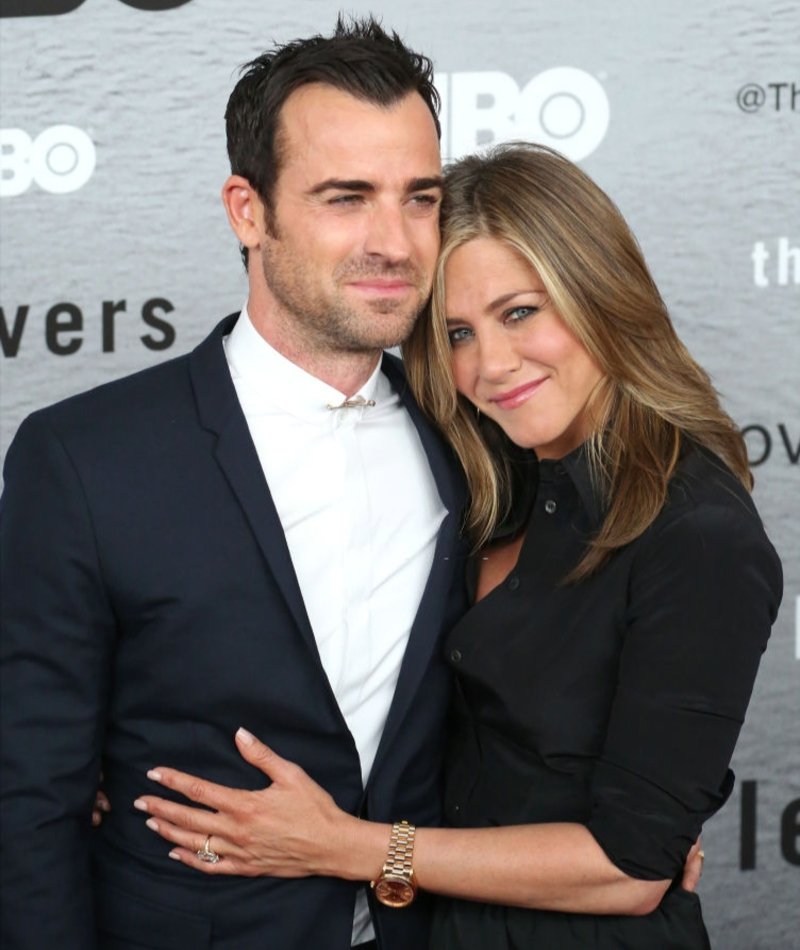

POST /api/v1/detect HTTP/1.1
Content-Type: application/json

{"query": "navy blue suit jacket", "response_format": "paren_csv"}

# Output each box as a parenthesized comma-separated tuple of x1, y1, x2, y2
(0, 314, 469, 950)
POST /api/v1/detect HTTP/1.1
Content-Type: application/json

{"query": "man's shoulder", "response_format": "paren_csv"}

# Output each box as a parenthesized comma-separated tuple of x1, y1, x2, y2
(30, 349, 194, 433)
(27, 316, 234, 434)
(16, 315, 236, 455)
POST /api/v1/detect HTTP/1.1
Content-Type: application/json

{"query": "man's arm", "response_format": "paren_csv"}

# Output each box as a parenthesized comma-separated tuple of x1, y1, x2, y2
(1, 413, 116, 950)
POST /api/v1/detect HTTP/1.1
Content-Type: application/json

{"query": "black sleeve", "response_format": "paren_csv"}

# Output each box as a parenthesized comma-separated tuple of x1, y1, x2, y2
(0, 413, 117, 949)
(586, 501, 782, 880)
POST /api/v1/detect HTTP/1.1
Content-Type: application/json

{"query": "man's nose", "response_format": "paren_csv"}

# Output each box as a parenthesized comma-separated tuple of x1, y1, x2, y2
(363, 202, 413, 262)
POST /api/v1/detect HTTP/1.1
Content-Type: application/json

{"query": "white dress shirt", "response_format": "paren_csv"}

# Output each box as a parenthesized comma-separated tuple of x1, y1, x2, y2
(224, 307, 446, 945)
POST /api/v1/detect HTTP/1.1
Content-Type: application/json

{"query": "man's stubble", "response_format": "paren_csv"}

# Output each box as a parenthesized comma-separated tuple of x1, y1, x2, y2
(258, 236, 431, 359)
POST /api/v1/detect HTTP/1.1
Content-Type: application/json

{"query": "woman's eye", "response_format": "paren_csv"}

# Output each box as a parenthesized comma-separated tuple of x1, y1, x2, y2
(506, 306, 537, 323)
(447, 327, 473, 346)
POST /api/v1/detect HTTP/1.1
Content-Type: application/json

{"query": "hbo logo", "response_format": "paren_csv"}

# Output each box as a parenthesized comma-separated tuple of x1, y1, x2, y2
(0, 126, 96, 197)
(437, 68, 610, 163)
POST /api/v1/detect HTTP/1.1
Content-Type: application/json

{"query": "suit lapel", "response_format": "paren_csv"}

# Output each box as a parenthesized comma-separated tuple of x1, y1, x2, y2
(369, 355, 467, 782)
(188, 315, 320, 663)
(380, 353, 464, 515)
(189, 329, 467, 782)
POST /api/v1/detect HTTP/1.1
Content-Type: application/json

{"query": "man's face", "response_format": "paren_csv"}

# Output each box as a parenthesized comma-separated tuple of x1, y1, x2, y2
(256, 84, 442, 356)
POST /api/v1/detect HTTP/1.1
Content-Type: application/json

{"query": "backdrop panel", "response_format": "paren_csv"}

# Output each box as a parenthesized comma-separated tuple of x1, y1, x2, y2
(1, 2, 797, 945)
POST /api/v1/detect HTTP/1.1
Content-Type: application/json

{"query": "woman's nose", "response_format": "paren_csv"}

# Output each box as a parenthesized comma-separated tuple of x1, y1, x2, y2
(477, 329, 521, 382)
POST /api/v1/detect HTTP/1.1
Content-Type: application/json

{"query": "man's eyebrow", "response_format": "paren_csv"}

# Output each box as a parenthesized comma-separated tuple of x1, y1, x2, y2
(407, 176, 444, 192)
(308, 179, 375, 195)
(307, 176, 444, 196)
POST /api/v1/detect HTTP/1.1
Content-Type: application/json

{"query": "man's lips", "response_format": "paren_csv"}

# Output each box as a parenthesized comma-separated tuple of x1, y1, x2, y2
(347, 279, 414, 295)
(488, 378, 547, 410)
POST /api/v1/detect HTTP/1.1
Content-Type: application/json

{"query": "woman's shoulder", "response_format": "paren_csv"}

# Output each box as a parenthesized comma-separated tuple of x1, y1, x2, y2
(639, 444, 782, 605)
(662, 443, 758, 526)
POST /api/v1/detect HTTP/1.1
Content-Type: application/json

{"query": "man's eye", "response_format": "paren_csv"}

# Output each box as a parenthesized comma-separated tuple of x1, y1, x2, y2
(329, 194, 363, 205)
(410, 194, 439, 206)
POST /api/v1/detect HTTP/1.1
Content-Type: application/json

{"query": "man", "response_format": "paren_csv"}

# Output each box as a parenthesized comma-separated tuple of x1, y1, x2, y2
(0, 18, 468, 950)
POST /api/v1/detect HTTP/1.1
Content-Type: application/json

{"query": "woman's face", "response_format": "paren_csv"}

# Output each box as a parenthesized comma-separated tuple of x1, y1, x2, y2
(444, 237, 604, 459)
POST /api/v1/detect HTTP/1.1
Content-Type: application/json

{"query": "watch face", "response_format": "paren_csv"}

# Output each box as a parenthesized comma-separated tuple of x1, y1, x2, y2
(374, 875, 415, 908)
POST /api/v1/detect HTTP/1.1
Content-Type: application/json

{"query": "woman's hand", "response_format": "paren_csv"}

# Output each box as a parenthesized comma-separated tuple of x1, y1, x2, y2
(92, 780, 110, 827)
(680, 837, 704, 892)
(134, 728, 376, 878)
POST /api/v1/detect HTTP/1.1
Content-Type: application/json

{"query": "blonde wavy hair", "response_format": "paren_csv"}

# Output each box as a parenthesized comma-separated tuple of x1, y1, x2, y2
(402, 143, 751, 581)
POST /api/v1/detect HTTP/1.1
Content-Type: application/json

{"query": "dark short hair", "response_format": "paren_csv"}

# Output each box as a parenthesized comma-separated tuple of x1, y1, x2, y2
(225, 14, 440, 255)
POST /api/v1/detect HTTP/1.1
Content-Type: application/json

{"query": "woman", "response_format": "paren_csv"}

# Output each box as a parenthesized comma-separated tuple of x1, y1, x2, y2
(137, 144, 782, 947)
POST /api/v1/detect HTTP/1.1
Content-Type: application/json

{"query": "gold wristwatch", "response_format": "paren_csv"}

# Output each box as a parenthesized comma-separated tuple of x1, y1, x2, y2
(370, 820, 417, 907)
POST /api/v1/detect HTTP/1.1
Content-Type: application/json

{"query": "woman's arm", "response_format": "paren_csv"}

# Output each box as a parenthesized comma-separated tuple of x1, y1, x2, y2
(363, 816, 670, 916)
(137, 728, 670, 916)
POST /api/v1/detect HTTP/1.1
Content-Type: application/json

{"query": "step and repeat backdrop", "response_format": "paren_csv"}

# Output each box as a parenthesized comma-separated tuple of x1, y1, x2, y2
(1, 1, 797, 945)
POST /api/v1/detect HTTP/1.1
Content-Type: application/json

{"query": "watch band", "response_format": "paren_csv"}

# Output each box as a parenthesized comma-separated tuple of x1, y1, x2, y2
(383, 820, 416, 878)
(371, 820, 418, 907)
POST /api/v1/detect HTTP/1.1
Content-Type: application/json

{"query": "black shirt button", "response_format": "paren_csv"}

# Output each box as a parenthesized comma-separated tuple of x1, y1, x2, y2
(508, 576, 520, 591)
(450, 648, 462, 664)
(554, 463, 566, 476)
(544, 499, 557, 514)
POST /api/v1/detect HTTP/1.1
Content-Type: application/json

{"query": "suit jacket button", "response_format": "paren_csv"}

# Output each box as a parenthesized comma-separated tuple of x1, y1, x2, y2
(544, 499, 557, 514)
(450, 648, 462, 664)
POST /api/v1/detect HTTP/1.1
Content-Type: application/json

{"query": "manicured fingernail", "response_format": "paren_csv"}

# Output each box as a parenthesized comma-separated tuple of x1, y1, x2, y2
(168, 851, 181, 861)
(145, 818, 159, 832)
(236, 727, 254, 745)
(147, 769, 163, 781)
(133, 799, 149, 812)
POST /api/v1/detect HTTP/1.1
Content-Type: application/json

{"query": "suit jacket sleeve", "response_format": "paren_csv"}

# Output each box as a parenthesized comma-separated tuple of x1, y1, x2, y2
(1, 412, 117, 950)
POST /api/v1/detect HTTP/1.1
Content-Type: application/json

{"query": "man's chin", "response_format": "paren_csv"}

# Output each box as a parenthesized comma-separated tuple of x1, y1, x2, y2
(337, 325, 418, 354)
(366, 307, 422, 346)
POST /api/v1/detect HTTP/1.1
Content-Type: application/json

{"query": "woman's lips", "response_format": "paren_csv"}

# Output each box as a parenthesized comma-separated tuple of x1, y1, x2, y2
(489, 378, 547, 410)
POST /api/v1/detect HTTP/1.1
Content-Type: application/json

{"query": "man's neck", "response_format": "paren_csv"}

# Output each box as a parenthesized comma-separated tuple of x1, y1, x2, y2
(245, 301, 382, 397)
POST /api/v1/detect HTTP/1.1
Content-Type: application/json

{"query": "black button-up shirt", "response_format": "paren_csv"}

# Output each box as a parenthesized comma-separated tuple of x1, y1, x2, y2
(433, 444, 782, 949)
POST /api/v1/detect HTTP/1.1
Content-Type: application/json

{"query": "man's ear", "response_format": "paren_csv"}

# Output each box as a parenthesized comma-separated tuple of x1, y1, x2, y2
(222, 175, 265, 250)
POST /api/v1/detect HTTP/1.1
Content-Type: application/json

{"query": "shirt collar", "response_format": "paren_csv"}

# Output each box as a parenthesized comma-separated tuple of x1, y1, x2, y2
(224, 304, 387, 425)
(538, 442, 607, 529)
